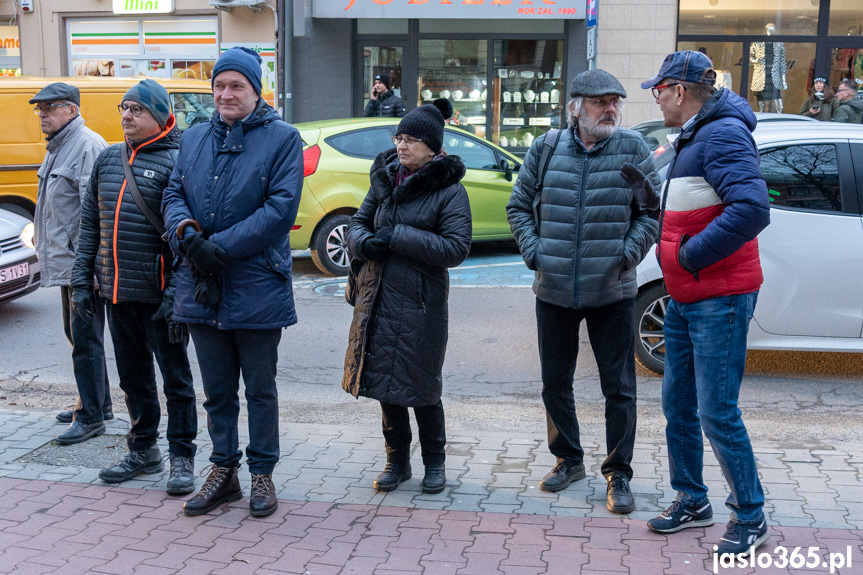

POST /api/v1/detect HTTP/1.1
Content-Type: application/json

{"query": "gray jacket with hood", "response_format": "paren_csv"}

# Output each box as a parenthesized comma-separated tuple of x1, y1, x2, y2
(34, 115, 108, 287)
(507, 125, 659, 309)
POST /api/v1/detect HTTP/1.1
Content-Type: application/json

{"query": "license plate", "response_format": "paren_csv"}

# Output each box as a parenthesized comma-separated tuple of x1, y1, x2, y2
(0, 262, 28, 284)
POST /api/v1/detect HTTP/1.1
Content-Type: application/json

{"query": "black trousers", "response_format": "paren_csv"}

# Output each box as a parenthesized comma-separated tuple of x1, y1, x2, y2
(60, 286, 112, 424)
(188, 325, 281, 474)
(536, 297, 637, 479)
(380, 400, 446, 467)
(107, 301, 197, 457)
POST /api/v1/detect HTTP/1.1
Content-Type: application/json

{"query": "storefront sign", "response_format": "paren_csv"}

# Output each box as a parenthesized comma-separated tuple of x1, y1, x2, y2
(314, 0, 586, 20)
(0, 25, 20, 76)
(113, 0, 175, 14)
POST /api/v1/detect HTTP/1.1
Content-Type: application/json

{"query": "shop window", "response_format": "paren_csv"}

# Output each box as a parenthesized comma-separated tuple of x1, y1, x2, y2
(170, 93, 215, 132)
(418, 39, 488, 138)
(678, 0, 818, 36)
(760, 144, 842, 213)
(746, 42, 816, 115)
(831, 47, 863, 89)
(491, 39, 563, 149)
(326, 128, 395, 160)
(171, 60, 215, 81)
(677, 42, 742, 94)
(829, 0, 863, 37)
(363, 46, 404, 101)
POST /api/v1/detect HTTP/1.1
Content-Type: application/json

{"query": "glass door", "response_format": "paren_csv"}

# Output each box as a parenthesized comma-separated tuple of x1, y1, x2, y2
(361, 45, 405, 109)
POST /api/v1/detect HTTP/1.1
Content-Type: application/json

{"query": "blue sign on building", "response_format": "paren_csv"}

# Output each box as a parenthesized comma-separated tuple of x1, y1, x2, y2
(586, 0, 598, 28)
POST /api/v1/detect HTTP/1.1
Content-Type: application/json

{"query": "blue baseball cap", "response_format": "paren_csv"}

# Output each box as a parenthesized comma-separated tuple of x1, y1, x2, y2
(641, 50, 716, 89)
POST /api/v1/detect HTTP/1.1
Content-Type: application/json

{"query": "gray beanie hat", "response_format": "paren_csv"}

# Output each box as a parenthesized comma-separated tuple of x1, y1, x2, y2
(569, 69, 627, 98)
(122, 79, 171, 129)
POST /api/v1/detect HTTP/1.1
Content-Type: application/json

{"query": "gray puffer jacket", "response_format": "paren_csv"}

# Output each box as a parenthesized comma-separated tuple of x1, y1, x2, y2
(507, 126, 659, 309)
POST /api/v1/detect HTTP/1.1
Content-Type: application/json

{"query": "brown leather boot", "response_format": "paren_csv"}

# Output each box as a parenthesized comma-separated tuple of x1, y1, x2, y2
(249, 473, 278, 517)
(183, 465, 242, 516)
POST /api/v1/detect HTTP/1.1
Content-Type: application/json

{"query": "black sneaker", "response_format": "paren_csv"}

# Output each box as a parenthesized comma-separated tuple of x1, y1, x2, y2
(539, 461, 586, 492)
(99, 447, 163, 483)
(606, 473, 635, 514)
(714, 518, 769, 556)
(647, 499, 714, 533)
(166, 455, 195, 495)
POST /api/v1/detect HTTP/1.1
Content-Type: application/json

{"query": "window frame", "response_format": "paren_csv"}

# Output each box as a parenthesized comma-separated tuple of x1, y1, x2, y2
(324, 126, 398, 160)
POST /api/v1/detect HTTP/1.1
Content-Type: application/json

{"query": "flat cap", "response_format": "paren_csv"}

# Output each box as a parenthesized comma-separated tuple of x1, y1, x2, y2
(29, 82, 80, 106)
(569, 69, 627, 98)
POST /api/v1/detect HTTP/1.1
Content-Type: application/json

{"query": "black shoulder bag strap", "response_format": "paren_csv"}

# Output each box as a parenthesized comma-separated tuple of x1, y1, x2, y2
(532, 128, 561, 231)
(120, 143, 167, 241)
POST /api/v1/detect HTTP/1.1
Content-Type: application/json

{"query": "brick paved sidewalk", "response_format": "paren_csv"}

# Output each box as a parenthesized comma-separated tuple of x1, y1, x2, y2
(0, 409, 860, 574)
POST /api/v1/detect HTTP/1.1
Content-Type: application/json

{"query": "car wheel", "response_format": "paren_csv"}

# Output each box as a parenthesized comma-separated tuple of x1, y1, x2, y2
(634, 283, 670, 375)
(310, 213, 353, 276)
(0, 203, 34, 221)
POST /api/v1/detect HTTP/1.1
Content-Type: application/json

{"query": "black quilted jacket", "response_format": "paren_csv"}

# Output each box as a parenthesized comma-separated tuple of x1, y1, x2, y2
(71, 118, 180, 304)
(342, 150, 472, 407)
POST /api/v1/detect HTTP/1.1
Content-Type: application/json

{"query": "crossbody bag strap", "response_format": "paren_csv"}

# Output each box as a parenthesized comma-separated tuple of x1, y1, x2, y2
(120, 143, 167, 240)
(532, 128, 561, 232)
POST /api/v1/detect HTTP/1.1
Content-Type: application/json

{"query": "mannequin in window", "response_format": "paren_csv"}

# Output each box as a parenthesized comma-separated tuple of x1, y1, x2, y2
(750, 24, 787, 113)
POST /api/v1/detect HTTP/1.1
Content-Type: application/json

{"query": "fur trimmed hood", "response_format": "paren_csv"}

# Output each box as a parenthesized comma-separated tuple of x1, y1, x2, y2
(369, 148, 466, 205)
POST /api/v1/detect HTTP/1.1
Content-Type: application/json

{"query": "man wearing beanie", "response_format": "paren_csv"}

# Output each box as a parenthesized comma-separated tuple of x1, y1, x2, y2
(72, 78, 198, 496)
(363, 72, 406, 117)
(30, 82, 112, 445)
(163, 46, 304, 518)
(507, 69, 660, 513)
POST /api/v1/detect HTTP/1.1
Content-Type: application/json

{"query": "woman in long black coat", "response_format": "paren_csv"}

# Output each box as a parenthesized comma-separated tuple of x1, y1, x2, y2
(342, 99, 472, 494)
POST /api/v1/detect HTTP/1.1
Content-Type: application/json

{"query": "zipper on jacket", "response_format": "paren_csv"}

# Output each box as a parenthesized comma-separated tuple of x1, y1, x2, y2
(572, 151, 588, 307)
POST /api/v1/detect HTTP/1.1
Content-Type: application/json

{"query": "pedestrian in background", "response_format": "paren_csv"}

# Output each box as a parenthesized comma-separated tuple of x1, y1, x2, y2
(506, 69, 660, 514)
(30, 82, 113, 445)
(641, 50, 771, 556)
(343, 99, 472, 495)
(832, 78, 863, 123)
(163, 47, 303, 518)
(798, 77, 838, 121)
(72, 79, 198, 495)
(363, 73, 406, 118)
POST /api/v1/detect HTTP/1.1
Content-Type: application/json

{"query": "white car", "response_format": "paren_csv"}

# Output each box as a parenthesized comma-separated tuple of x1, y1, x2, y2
(634, 121, 863, 374)
(0, 208, 39, 305)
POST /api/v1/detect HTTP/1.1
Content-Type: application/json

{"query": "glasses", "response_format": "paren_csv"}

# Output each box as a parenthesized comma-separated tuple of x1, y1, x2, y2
(583, 97, 621, 109)
(651, 83, 685, 99)
(32, 103, 71, 115)
(837, 87, 854, 93)
(393, 135, 422, 146)
(118, 104, 145, 117)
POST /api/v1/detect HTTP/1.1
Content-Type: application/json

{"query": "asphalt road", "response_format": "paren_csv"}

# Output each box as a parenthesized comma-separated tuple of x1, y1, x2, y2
(1, 243, 862, 447)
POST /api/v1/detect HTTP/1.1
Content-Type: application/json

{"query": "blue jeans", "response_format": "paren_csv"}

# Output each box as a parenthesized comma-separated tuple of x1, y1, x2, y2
(662, 291, 765, 524)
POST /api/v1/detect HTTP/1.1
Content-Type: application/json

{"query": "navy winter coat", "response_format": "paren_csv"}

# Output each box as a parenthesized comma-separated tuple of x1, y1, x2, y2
(342, 151, 472, 407)
(162, 100, 303, 330)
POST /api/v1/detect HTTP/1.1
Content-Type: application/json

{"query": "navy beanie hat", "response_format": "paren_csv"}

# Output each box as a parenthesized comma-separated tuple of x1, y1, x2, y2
(122, 79, 171, 129)
(212, 47, 263, 95)
(396, 98, 453, 154)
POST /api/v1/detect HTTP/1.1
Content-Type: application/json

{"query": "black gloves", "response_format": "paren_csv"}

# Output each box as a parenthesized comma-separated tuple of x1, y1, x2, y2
(71, 288, 96, 323)
(183, 231, 228, 275)
(194, 274, 221, 307)
(151, 295, 188, 345)
(678, 236, 699, 278)
(620, 163, 661, 211)
(362, 237, 389, 262)
(375, 226, 394, 245)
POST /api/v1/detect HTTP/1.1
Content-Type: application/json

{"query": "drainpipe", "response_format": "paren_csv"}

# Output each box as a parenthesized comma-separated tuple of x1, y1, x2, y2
(282, 0, 293, 123)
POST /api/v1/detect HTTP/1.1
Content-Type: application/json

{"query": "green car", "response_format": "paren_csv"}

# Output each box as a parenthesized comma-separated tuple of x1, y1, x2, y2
(292, 118, 521, 275)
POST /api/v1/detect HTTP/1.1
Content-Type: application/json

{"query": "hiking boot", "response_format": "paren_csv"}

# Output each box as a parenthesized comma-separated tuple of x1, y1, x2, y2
(166, 455, 195, 495)
(606, 473, 635, 514)
(183, 465, 242, 516)
(99, 447, 163, 483)
(647, 499, 714, 533)
(715, 518, 769, 556)
(249, 473, 278, 517)
(56, 409, 114, 424)
(421, 464, 446, 494)
(373, 462, 412, 491)
(56, 420, 106, 445)
(539, 461, 586, 492)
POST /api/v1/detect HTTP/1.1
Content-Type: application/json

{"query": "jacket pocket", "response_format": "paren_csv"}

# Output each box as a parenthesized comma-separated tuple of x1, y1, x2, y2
(265, 246, 291, 281)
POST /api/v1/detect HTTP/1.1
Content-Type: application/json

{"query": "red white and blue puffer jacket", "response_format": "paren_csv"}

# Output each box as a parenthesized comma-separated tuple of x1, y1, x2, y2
(658, 88, 770, 304)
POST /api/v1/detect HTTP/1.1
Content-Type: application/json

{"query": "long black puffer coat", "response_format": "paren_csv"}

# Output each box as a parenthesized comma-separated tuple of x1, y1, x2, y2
(342, 150, 472, 408)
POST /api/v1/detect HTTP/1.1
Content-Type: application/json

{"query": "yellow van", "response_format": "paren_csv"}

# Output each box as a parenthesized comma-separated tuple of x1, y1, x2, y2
(0, 76, 215, 219)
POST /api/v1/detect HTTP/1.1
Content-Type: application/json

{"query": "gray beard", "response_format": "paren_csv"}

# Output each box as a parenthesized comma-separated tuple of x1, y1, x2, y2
(572, 112, 619, 140)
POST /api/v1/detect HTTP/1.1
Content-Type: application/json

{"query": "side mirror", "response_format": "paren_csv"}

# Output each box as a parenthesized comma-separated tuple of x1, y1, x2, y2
(501, 159, 513, 182)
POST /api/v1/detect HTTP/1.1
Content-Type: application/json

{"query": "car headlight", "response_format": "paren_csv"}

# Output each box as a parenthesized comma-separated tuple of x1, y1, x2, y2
(20, 222, 35, 249)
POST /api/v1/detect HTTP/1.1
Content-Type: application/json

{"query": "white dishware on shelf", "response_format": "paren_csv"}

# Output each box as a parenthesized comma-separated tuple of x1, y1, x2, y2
(512, 91, 522, 103)
(421, 89, 432, 100)
(469, 89, 481, 101)
(524, 90, 536, 103)
(550, 89, 560, 103)
(522, 132, 534, 147)
(452, 90, 464, 100)
(540, 91, 550, 103)
(502, 91, 512, 103)
(480, 89, 487, 101)
(499, 136, 509, 147)
(439, 89, 451, 99)
(520, 70, 535, 78)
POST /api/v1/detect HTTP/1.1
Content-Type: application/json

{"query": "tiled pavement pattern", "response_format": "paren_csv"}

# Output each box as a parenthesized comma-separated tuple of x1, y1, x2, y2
(0, 408, 860, 574)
